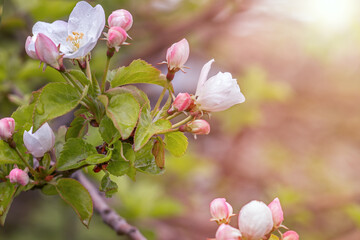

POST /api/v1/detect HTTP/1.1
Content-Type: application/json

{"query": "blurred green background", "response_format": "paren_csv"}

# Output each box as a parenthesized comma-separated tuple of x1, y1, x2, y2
(2, 0, 360, 239)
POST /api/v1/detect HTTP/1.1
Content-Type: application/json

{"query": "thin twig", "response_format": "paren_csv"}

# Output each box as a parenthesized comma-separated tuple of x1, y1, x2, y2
(74, 172, 147, 240)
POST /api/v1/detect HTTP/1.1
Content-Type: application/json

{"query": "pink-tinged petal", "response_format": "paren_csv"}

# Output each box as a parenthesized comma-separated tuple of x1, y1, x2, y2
(283, 231, 299, 240)
(195, 59, 214, 96)
(8, 168, 29, 186)
(32, 20, 68, 48)
(0, 118, 15, 140)
(168, 92, 193, 114)
(25, 36, 39, 60)
(166, 38, 190, 71)
(238, 200, 273, 240)
(108, 9, 133, 31)
(35, 33, 61, 70)
(215, 224, 242, 240)
(268, 198, 284, 228)
(107, 27, 127, 51)
(179, 119, 210, 135)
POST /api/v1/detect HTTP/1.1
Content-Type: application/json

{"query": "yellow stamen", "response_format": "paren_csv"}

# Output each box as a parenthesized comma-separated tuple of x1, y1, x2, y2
(66, 31, 84, 51)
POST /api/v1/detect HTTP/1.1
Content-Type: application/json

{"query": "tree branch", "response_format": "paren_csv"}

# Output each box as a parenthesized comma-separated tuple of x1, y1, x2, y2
(74, 172, 147, 240)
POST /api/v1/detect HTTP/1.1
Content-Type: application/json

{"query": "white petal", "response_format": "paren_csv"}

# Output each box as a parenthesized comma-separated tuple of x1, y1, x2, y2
(195, 59, 214, 96)
(32, 20, 68, 47)
(34, 123, 55, 153)
(23, 129, 46, 158)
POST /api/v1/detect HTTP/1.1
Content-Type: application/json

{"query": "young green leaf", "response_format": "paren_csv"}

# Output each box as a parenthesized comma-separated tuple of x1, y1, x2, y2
(0, 141, 22, 165)
(111, 59, 167, 88)
(134, 140, 163, 175)
(57, 138, 97, 171)
(85, 152, 112, 165)
(99, 116, 120, 144)
(107, 142, 133, 177)
(56, 178, 93, 227)
(164, 131, 188, 157)
(0, 182, 16, 226)
(106, 85, 150, 109)
(32, 82, 88, 131)
(99, 93, 140, 140)
(65, 116, 89, 141)
(100, 173, 118, 198)
(152, 137, 165, 169)
(134, 108, 172, 151)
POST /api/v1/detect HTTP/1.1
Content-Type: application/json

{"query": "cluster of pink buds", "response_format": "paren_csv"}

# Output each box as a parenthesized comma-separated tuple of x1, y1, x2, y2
(105, 9, 133, 53)
(209, 197, 299, 240)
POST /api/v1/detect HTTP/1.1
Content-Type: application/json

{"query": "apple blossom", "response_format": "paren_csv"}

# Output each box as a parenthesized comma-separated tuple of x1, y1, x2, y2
(168, 92, 193, 114)
(238, 200, 273, 240)
(268, 197, 284, 228)
(26, 1, 105, 60)
(283, 231, 299, 240)
(195, 59, 245, 112)
(106, 27, 128, 52)
(210, 198, 235, 224)
(0, 118, 15, 141)
(166, 38, 190, 71)
(179, 119, 210, 135)
(23, 123, 55, 158)
(108, 9, 133, 31)
(215, 224, 242, 240)
(35, 33, 64, 71)
(8, 168, 29, 186)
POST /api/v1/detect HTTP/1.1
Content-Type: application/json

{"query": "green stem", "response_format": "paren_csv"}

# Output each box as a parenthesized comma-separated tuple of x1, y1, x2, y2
(14, 147, 37, 176)
(172, 115, 193, 128)
(152, 84, 168, 118)
(86, 56, 101, 95)
(61, 72, 82, 94)
(101, 56, 111, 93)
(166, 112, 182, 120)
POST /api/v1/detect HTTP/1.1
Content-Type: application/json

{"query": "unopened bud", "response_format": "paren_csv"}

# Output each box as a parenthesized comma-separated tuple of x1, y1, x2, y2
(210, 198, 235, 224)
(215, 224, 242, 240)
(35, 33, 64, 71)
(0, 118, 15, 141)
(166, 38, 189, 71)
(168, 93, 193, 114)
(268, 197, 284, 228)
(108, 9, 133, 31)
(106, 27, 127, 52)
(8, 168, 29, 186)
(283, 231, 299, 240)
(238, 200, 273, 240)
(179, 119, 210, 135)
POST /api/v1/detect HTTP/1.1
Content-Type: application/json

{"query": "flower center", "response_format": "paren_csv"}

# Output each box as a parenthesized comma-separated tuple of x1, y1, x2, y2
(66, 31, 84, 51)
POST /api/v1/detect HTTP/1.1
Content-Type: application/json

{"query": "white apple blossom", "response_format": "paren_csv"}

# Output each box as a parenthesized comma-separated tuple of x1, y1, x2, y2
(25, 1, 105, 59)
(195, 59, 245, 112)
(23, 123, 55, 158)
(238, 200, 274, 240)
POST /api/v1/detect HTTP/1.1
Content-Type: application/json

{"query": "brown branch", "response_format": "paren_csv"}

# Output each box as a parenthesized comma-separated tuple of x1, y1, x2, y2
(74, 172, 147, 240)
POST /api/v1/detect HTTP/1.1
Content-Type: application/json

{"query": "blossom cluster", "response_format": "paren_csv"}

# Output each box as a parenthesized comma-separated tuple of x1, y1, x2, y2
(210, 198, 299, 240)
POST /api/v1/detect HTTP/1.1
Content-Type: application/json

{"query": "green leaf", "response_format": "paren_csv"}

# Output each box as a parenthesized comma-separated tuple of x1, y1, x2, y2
(99, 116, 120, 144)
(55, 126, 67, 159)
(66, 116, 89, 140)
(84, 126, 103, 147)
(105, 86, 150, 109)
(99, 93, 140, 140)
(85, 152, 112, 165)
(57, 138, 97, 171)
(152, 137, 165, 169)
(11, 104, 34, 131)
(67, 69, 90, 86)
(107, 142, 133, 177)
(134, 108, 172, 151)
(135, 140, 163, 175)
(41, 184, 58, 196)
(0, 182, 16, 226)
(164, 131, 188, 157)
(56, 178, 93, 227)
(0, 141, 22, 165)
(111, 59, 167, 88)
(33, 82, 88, 131)
(100, 173, 118, 198)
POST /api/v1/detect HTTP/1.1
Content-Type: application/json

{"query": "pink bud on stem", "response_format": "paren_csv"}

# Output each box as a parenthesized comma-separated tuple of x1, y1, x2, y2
(168, 93, 193, 114)
(8, 168, 29, 186)
(215, 224, 242, 240)
(106, 27, 127, 52)
(0, 118, 15, 141)
(108, 9, 133, 31)
(166, 38, 189, 73)
(268, 197, 284, 228)
(283, 231, 299, 240)
(35, 33, 64, 71)
(210, 198, 235, 224)
(179, 119, 210, 135)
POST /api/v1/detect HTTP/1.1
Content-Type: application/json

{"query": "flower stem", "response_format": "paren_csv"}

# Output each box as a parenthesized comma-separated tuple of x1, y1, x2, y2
(86, 56, 101, 95)
(172, 115, 193, 128)
(14, 146, 37, 176)
(152, 81, 170, 118)
(101, 56, 111, 93)
(166, 112, 182, 120)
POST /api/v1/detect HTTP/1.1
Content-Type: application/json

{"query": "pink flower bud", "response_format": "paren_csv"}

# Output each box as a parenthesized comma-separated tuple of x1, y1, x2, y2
(35, 33, 64, 71)
(108, 9, 133, 31)
(25, 36, 39, 60)
(283, 231, 299, 240)
(0, 118, 15, 141)
(8, 168, 29, 186)
(166, 38, 189, 71)
(268, 197, 284, 228)
(23, 123, 55, 158)
(168, 93, 193, 114)
(238, 201, 274, 240)
(210, 198, 235, 224)
(215, 224, 242, 240)
(179, 119, 210, 135)
(107, 27, 127, 52)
